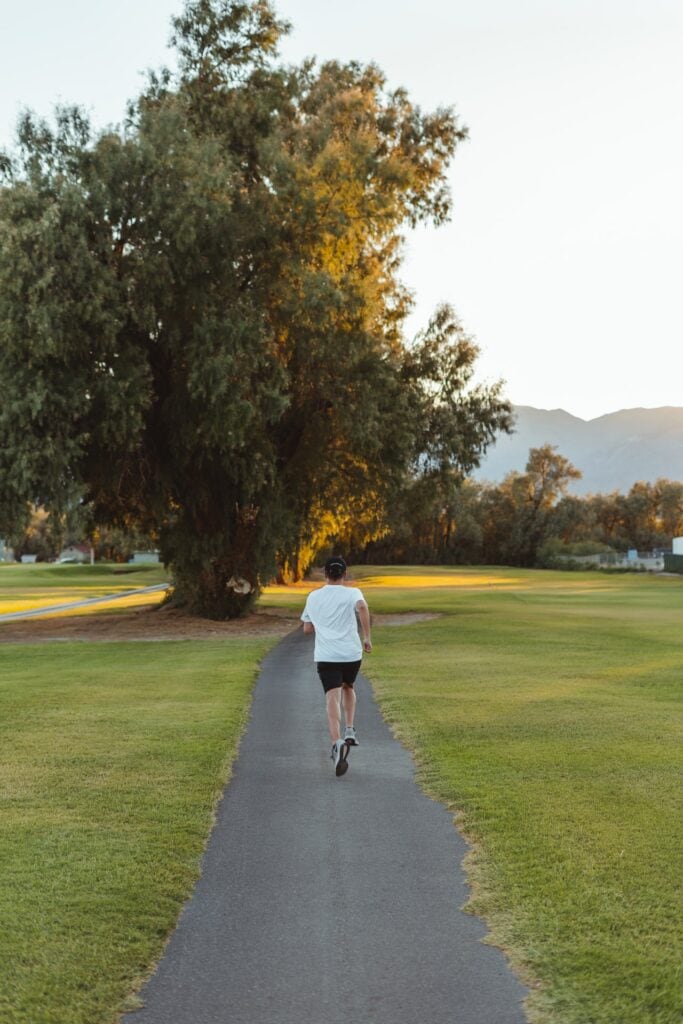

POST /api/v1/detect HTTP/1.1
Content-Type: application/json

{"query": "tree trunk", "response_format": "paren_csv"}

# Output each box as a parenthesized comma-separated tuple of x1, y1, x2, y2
(276, 547, 302, 585)
(169, 555, 258, 619)
(163, 515, 260, 619)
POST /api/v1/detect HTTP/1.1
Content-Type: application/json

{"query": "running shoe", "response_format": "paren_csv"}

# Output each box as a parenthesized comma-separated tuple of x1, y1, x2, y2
(344, 726, 359, 746)
(331, 740, 350, 777)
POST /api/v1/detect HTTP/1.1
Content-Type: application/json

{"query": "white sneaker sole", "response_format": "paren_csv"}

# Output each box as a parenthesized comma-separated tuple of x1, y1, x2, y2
(335, 742, 350, 776)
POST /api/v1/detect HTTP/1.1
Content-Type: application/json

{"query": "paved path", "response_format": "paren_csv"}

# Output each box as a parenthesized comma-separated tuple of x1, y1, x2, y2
(124, 629, 527, 1024)
(0, 584, 169, 622)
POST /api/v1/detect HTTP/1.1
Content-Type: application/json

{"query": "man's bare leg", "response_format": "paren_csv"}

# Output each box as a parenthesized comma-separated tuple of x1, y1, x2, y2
(341, 683, 356, 730)
(325, 688, 342, 743)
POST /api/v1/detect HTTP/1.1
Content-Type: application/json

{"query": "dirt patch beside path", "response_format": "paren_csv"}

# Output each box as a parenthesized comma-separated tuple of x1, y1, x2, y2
(0, 606, 300, 644)
(0, 605, 440, 644)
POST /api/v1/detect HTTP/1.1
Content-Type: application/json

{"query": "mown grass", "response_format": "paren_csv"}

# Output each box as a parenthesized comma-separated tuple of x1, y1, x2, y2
(0, 564, 169, 616)
(262, 567, 683, 1023)
(3, 567, 680, 1023)
(0, 638, 276, 1024)
(0, 563, 168, 590)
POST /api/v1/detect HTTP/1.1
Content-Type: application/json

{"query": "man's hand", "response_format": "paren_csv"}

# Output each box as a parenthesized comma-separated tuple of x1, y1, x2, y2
(363, 638, 373, 653)
(302, 622, 314, 634)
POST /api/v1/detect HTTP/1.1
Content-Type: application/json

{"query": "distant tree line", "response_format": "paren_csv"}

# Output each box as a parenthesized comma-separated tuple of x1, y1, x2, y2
(348, 445, 683, 568)
(8, 444, 682, 570)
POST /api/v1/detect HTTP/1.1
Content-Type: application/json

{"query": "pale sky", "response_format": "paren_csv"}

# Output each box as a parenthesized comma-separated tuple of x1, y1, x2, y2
(2, 0, 681, 420)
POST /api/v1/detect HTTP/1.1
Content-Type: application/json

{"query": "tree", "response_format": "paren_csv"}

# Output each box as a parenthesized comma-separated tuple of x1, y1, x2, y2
(656, 479, 683, 540)
(0, 0, 510, 617)
(479, 446, 582, 566)
(91, 524, 158, 563)
(8, 505, 57, 562)
(585, 491, 625, 550)
(618, 483, 660, 551)
(350, 308, 511, 566)
(547, 494, 595, 544)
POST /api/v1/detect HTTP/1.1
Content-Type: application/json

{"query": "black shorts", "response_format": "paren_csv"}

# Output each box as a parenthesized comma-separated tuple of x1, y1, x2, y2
(317, 660, 362, 692)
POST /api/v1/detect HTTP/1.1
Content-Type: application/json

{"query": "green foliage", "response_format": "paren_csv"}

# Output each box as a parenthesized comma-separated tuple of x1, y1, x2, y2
(0, 0, 510, 617)
(361, 444, 578, 567)
(481, 445, 582, 566)
(362, 442, 683, 568)
(536, 537, 615, 569)
(7, 504, 56, 561)
(91, 523, 158, 563)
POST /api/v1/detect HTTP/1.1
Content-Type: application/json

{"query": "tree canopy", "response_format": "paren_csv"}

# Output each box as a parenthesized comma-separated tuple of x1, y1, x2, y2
(0, 0, 511, 617)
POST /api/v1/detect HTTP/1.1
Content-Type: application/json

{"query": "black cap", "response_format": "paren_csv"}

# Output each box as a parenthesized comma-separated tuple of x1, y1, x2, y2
(324, 556, 347, 579)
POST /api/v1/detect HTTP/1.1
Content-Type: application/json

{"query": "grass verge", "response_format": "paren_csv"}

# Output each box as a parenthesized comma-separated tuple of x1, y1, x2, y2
(0, 637, 275, 1024)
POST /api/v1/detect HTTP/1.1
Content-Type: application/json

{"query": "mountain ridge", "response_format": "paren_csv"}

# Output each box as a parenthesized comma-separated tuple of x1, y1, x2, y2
(474, 406, 683, 495)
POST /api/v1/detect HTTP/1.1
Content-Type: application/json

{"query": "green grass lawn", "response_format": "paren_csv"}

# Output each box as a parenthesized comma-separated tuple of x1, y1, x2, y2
(0, 638, 276, 1024)
(0, 563, 168, 591)
(3, 566, 680, 1023)
(0, 563, 170, 617)
(284, 566, 680, 1024)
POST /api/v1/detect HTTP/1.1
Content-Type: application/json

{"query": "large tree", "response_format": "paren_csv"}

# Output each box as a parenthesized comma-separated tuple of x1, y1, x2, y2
(479, 446, 582, 566)
(0, 0, 511, 617)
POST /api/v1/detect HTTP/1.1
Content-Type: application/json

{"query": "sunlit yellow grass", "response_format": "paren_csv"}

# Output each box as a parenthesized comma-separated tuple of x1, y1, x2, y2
(0, 565, 169, 620)
(0, 589, 165, 617)
(353, 573, 515, 588)
(262, 568, 516, 595)
(11, 587, 138, 596)
(262, 581, 317, 594)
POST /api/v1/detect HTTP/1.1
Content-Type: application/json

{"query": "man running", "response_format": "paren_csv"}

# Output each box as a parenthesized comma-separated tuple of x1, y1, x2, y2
(301, 556, 372, 777)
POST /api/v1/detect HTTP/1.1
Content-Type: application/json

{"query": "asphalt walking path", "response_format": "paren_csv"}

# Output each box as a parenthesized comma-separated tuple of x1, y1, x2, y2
(124, 629, 527, 1024)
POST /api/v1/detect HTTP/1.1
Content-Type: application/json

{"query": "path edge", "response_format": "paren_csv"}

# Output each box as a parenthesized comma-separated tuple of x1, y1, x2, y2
(117, 630, 293, 1020)
(362, 662, 537, 1022)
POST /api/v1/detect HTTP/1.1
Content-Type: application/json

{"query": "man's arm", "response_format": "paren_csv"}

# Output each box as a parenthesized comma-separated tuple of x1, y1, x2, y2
(301, 596, 314, 634)
(356, 599, 372, 653)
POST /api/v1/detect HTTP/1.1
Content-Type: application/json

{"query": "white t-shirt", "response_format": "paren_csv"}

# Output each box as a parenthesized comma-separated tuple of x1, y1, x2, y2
(301, 584, 365, 662)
